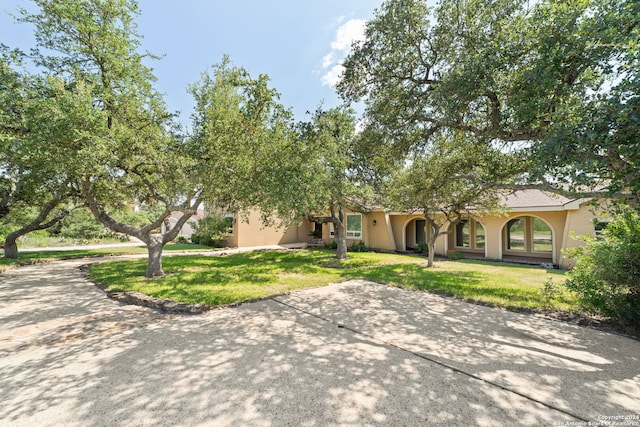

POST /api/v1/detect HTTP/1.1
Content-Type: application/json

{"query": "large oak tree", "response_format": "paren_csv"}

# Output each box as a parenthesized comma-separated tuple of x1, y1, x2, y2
(15, 0, 295, 277)
(339, 0, 639, 206)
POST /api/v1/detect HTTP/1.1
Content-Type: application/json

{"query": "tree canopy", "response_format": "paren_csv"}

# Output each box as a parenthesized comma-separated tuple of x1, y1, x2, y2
(339, 0, 639, 206)
(384, 132, 509, 266)
(7, 0, 296, 277)
(0, 49, 87, 257)
(294, 106, 374, 259)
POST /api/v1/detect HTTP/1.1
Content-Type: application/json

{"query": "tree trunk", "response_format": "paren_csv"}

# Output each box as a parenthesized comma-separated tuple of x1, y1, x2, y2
(2, 196, 69, 259)
(427, 240, 436, 268)
(3, 236, 18, 259)
(425, 217, 441, 268)
(145, 237, 165, 278)
(335, 221, 348, 260)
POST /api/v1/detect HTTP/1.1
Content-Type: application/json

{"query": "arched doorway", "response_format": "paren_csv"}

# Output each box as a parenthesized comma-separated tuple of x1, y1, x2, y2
(405, 218, 427, 251)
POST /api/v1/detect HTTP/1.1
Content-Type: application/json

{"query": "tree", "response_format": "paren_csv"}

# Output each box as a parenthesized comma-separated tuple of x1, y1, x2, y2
(338, 0, 640, 205)
(13, 1, 296, 277)
(17, 0, 201, 277)
(0, 50, 82, 258)
(384, 133, 506, 267)
(293, 106, 373, 260)
(187, 58, 297, 229)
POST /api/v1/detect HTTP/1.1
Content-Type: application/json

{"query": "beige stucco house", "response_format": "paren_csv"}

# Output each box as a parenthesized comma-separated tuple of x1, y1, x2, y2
(176, 190, 607, 269)
(313, 190, 607, 268)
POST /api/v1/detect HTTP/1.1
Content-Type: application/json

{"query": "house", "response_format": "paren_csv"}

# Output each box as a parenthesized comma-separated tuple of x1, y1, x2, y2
(314, 190, 608, 268)
(170, 209, 312, 248)
(176, 190, 607, 268)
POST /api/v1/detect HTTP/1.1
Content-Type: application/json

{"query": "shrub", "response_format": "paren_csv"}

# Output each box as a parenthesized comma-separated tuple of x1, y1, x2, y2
(191, 214, 231, 247)
(564, 208, 640, 327)
(539, 278, 561, 309)
(326, 240, 338, 250)
(349, 240, 369, 252)
(415, 242, 428, 254)
(48, 208, 104, 240)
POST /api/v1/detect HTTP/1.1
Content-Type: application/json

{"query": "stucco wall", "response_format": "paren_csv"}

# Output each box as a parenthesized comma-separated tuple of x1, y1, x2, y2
(560, 201, 610, 268)
(363, 211, 396, 251)
(231, 210, 310, 248)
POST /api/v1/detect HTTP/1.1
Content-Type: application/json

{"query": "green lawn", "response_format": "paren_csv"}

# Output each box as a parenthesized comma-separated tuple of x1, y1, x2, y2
(0, 243, 214, 271)
(88, 249, 574, 312)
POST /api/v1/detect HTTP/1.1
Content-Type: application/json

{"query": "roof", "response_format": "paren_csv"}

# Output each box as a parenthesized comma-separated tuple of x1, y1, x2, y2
(502, 190, 584, 211)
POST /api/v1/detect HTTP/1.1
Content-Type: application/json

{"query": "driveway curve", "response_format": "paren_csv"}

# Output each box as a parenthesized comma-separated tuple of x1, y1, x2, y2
(1, 259, 639, 426)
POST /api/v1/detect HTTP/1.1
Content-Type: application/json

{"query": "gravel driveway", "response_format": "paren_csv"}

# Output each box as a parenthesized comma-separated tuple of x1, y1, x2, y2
(1, 259, 639, 426)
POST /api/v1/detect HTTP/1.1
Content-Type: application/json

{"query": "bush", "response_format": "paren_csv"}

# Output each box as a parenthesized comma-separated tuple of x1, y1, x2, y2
(48, 208, 104, 240)
(349, 240, 369, 252)
(564, 208, 640, 327)
(415, 242, 428, 254)
(191, 214, 231, 247)
(326, 240, 338, 250)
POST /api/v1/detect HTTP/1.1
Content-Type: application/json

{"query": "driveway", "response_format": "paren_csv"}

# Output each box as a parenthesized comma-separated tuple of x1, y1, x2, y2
(1, 259, 639, 426)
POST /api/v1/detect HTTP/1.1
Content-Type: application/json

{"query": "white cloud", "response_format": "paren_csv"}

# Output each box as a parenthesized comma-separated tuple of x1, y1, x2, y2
(320, 18, 367, 87)
(321, 63, 344, 87)
(321, 52, 335, 69)
(330, 19, 366, 51)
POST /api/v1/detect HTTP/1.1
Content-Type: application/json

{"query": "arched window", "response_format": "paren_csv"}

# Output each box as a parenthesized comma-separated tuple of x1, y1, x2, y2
(507, 218, 525, 251)
(532, 218, 552, 252)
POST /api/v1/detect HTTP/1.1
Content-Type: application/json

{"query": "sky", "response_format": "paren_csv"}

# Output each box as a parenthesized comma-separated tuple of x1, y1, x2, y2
(0, 0, 384, 126)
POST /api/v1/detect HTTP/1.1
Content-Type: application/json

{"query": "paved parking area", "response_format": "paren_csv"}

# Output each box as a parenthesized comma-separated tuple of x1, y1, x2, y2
(1, 260, 639, 426)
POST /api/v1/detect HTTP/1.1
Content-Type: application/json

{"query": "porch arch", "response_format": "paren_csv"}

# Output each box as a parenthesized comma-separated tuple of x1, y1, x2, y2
(401, 215, 427, 251)
(499, 215, 557, 264)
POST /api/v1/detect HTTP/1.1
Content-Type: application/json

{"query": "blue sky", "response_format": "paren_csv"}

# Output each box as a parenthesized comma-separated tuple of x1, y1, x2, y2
(1, 0, 383, 126)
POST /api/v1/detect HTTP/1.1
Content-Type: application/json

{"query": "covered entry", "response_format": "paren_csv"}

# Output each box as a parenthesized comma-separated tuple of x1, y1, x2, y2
(405, 219, 426, 251)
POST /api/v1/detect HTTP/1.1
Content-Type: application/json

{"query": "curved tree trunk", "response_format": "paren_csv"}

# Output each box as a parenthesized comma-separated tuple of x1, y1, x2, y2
(2, 196, 69, 259)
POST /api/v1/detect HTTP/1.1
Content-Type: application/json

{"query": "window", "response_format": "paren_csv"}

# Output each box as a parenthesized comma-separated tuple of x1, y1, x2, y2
(455, 220, 470, 247)
(475, 222, 486, 249)
(328, 214, 363, 239)
(507, 218, 525, 251)
(223, 214, 234, 236)
(532, 218, 552, 252)
(346, 213, 362, 238)
(594, 221, 608, 240)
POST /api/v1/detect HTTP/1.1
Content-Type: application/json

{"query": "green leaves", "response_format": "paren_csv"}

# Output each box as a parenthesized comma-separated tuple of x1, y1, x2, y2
(340, 0, 640, 206)
(187, 59, 296, 221)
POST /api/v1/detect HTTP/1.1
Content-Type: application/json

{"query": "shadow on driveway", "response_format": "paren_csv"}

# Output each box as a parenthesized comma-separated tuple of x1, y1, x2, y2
(0, 261, 638, 426)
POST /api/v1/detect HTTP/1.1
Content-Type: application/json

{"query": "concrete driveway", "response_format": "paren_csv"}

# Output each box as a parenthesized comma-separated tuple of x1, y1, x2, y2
(1, 259, 639, 426)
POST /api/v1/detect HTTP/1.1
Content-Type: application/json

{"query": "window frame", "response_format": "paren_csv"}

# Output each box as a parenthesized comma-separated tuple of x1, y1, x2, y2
(506, 218, 526, 251)
(475, 221, 486, 249)
(328, 213, 363, 239)
(531, 218, 553, 253)
(223, 213, 234, 236)
(346, 213, 363, 239)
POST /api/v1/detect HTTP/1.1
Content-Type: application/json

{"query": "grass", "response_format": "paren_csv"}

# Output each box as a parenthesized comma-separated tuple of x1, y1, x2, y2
(0, 243, 215, 271)
(88, 249, 575, 312)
